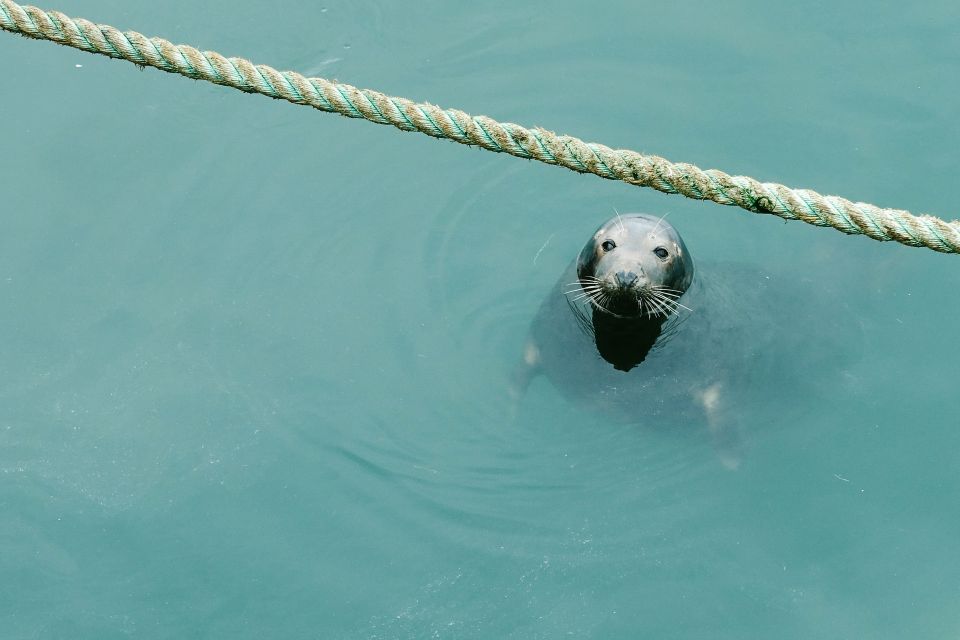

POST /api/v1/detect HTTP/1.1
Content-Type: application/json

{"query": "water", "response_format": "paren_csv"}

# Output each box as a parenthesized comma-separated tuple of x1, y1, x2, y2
(2, 1, 959, 637)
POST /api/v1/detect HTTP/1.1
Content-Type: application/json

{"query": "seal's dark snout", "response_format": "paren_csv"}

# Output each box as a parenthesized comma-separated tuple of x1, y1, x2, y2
(615, 271, 639, 288)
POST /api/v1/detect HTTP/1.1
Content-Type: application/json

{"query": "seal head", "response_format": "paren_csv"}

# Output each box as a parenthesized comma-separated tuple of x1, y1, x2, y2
(576, 214, 694, 319)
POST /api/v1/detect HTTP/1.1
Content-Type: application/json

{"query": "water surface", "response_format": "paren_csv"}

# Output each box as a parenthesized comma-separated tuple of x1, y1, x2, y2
(2, 1, 958, 637)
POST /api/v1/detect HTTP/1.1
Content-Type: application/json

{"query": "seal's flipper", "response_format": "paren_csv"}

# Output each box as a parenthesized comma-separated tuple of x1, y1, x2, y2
(508, 340, 542, 402)
(697, 382, 743, 470)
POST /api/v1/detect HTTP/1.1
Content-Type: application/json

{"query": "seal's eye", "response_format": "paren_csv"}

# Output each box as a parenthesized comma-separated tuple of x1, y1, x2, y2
(653, 247, 669, 260)
(601, 240, 616, 252)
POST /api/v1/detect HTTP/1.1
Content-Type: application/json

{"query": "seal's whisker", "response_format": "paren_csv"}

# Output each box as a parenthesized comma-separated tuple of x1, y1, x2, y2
(564, 280, 602, 289)
(659, 291, 692, 312)
(564, 285, 602, 296)
(650, 292, 680, 302)
(654, 300, 675, 317)
(646, 298, 661, 319)
(653, 292, 680, 317)
(646, 294, 669, 317)
(575, 289, 602, 298)
(651, 291, 692, 313)
(650, 290, 677, 309)
(651, 285, 683, 295)
(593, 292, 616, 316)
(651, 211, 670, 235)
(643, 299, 657, 319)
(651, 290, 676, 304)
(613, 207, 625, 233)
(651, 285, 682, 293)
(651, 289, 684, 302)
(567, 283, 602, 292)
(658, 300, 677, 314)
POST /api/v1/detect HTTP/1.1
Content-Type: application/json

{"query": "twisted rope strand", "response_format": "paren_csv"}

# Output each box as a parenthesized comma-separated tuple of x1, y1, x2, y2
(2, 0, 958, 254)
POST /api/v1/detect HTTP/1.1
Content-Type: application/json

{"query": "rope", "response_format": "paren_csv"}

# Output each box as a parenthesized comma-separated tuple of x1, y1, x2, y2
(2, 0, 958, 255)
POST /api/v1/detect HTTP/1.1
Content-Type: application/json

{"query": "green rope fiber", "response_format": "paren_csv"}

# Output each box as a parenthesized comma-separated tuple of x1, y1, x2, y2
(2, 0, 958, 254)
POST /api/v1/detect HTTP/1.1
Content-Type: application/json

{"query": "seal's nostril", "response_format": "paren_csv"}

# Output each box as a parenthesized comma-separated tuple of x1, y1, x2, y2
(615, 271, 639, 287)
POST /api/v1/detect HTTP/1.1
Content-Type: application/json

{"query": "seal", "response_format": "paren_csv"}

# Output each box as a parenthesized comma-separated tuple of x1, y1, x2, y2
(570, 212, 694, 371)
(511, 212, 854, 468)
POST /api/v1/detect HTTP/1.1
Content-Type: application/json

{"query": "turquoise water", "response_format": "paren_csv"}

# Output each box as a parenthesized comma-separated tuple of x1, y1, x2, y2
(2, 1, 959, 637)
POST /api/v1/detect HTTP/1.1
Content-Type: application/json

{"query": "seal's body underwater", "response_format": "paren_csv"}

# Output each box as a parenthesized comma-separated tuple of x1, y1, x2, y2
(513, 213, 849, 467)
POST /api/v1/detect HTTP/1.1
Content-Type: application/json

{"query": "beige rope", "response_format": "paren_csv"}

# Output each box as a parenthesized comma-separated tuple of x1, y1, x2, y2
(2, 0, 957, 254)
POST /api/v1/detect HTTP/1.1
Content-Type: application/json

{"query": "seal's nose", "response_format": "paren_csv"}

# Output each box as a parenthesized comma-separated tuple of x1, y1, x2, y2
(615, 271, 638, 288)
